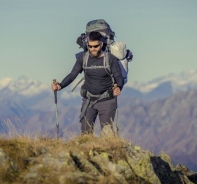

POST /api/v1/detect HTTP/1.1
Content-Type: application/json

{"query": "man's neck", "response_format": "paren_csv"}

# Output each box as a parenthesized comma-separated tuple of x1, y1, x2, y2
(99, 51, 104, 58)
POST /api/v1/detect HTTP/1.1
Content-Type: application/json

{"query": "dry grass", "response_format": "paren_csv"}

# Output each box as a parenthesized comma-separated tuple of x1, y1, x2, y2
(0, 136, 49, 168)
(0, 134, 132, 183)
(66, 134, 129, 160)
(0, 134, 130, 162)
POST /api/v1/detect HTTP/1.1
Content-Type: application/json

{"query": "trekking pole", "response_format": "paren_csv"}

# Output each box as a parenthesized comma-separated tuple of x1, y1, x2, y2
(114, 84, 119, 137)
(53, 79, 59, 139)
(115, 96, 119, 137)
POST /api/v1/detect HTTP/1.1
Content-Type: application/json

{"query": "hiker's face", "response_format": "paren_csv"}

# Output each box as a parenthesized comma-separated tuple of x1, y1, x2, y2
(88, 40, 103, 57)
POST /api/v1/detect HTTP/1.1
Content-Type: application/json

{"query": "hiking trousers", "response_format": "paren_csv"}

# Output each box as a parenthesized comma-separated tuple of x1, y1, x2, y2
(80, 98, 117, 134)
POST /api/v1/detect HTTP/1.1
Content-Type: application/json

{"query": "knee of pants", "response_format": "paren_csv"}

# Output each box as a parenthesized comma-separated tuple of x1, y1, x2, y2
(97, 98, 117, 124)
(99, 109, 116, 125)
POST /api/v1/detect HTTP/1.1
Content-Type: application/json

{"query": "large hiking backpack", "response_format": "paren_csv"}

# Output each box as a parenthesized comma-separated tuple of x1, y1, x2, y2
(73, 19, 133, 91)
(76, 19, 115, 52)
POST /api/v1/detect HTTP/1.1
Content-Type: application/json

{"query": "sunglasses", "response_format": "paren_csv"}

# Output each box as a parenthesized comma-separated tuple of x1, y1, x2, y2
(88, 44, 100, 49)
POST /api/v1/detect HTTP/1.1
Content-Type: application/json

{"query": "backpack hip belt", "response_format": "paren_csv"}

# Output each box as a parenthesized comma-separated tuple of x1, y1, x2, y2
(79, 90, 113, 121)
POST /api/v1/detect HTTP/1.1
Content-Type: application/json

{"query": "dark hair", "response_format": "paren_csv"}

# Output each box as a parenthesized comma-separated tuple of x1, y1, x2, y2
(88, 31, 102, 41)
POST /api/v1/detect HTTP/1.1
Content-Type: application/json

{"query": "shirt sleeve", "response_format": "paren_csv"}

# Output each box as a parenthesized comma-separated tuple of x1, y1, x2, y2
(110, 54, 124, 90)
(60, 54, 83, 89)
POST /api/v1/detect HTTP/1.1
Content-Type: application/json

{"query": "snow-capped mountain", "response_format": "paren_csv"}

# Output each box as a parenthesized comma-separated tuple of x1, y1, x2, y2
(0, 76, 82, 102)
(127, 70, 197, 94)
(1, 70, 197, 100)
(0, 76, 49, 96)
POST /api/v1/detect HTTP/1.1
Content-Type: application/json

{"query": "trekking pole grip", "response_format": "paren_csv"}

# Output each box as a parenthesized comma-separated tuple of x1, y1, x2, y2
(53, 79, 57, 104)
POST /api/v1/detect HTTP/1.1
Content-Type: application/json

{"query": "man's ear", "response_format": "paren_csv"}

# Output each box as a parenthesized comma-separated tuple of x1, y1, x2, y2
(100, 42, 103, 48)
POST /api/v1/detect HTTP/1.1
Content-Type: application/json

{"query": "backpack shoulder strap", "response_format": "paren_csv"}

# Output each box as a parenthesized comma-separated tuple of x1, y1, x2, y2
(104, 52, 115, 84)
(83, 51, 90, 69)
(104, 51, 110, 73)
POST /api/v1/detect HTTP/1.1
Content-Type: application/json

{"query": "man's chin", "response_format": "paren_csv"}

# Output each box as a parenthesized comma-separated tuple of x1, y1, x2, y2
(90, 52, 98, 57)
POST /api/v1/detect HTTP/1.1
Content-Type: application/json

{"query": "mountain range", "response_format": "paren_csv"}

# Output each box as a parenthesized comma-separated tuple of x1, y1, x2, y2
(0, 70, 197, 171)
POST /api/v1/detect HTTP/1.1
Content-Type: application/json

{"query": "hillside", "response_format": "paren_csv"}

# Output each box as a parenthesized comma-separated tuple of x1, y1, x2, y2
(1, 89, 196, 171)
(1, 72, 197, 172)
(119, 90, 197, 171)
(0, 134, 196, 184)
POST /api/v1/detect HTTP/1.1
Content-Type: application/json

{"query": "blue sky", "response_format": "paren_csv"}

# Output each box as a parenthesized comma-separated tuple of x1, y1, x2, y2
(1, 0, 197, 85)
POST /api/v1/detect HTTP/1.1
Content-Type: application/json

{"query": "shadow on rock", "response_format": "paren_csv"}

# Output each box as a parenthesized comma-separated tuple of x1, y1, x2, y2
(151, 156, 183, 184)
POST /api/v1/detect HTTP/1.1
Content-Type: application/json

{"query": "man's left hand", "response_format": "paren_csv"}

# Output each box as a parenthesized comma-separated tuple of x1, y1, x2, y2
(113, 84, 121, 96)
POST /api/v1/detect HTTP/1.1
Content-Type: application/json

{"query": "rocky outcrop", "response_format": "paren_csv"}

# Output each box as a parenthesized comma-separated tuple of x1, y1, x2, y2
(0, 136, 196, 184)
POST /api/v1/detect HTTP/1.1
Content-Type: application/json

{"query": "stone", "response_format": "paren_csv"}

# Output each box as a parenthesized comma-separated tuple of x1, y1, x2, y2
(100, 125, 115, 138)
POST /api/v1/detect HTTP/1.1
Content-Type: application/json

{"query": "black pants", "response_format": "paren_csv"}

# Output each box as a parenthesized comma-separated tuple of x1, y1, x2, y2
(80, 98, 117, 134)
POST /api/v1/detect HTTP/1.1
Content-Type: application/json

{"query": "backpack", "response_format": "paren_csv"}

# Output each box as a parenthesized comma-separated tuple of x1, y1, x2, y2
(72, 19, 133, 92)
(76, 19, 115, 51)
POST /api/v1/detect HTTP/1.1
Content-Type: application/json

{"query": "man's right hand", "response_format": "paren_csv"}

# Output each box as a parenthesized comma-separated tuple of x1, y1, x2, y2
(51, 81, 61, 91)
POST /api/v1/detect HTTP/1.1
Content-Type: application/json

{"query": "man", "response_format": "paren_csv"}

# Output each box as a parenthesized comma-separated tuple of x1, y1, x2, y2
(51, 31, 124, 134)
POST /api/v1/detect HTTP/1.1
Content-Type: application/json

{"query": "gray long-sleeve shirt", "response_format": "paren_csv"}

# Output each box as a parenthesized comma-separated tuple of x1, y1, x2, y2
(60, 52, 124, 95)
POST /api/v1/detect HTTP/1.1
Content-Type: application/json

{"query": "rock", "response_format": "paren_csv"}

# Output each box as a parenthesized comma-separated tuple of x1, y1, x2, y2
(71, 151, 101, 176)
(100, 125, 115, 138)
(1, 137, 196, 184)
(100, 152, 112, 160)
(175, 164, 197, 184)
(126, 152, 161, 183)
(150, 156, 193, 184)
(160, 151, 174, 169)
(134, 146, 141, 151)
(23, 152, 77, 183)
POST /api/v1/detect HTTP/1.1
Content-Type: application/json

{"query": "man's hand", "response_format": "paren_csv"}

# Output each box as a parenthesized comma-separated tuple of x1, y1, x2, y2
(113, 84, 121, 96)
(51, 80, 61, 91)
